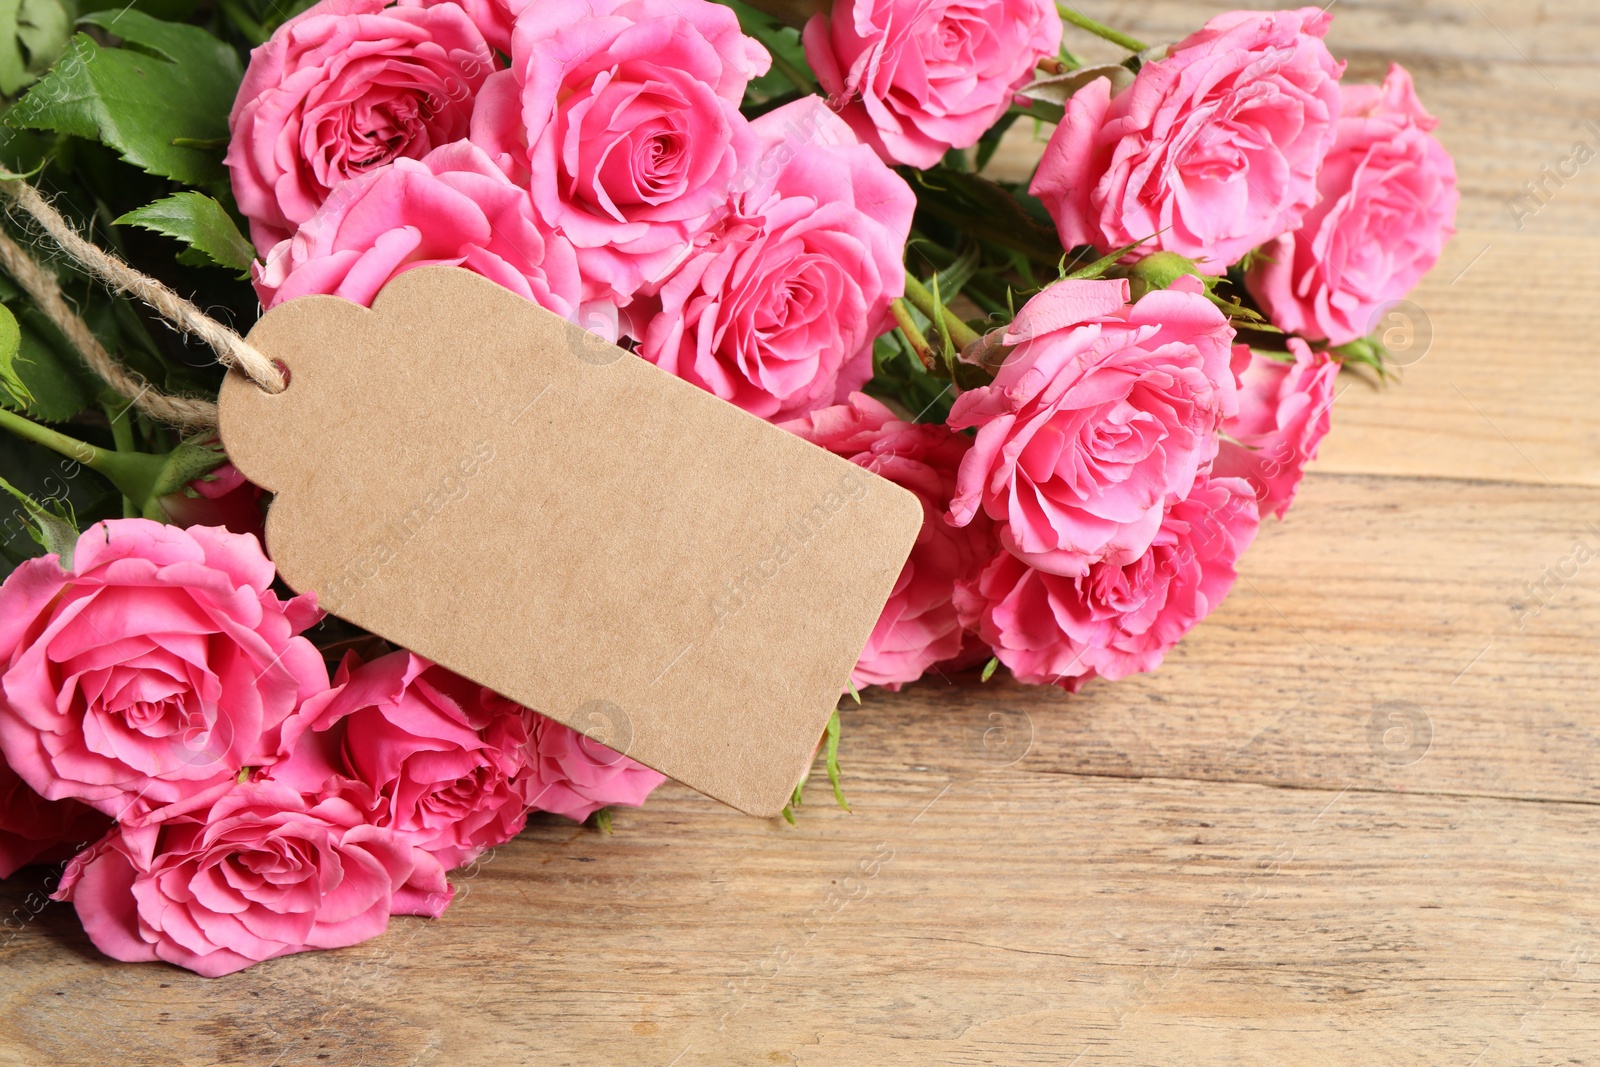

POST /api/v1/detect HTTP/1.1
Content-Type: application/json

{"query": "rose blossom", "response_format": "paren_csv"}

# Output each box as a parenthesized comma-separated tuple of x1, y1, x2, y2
(0, 756, 109, 879)
(0, 520, 328, 818)
(274, 651, 538, 869)
(523, 715, 666, 823)
(1247, 64, 1459, 345)
(783, 393, 993, 689)
(1214, 339, 1339, 519)
(403, 0, 528, 55)
(957, 476, 1260, 689)
(1031, 8, 1344, 273)
(55, 779, 450, 977)
(469, 0, 770, 302)
(946, 276, 1238, 577)
(637, 97, 914, 421)
(228, 0, 498, 251)
(802, 0, 1062, 169)
(254, 141, 583, 321)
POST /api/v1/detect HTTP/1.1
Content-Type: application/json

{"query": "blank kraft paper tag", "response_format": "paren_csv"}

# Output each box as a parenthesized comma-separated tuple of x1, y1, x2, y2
(219, 266, 922, 818)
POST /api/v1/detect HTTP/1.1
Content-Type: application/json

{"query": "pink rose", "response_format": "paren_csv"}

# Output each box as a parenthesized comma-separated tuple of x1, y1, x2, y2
(803, 0, 1062, 169)
(782, 393, 993, 690)
(946, 276, 1238, 577)
(403, 0, 528, 55)
(55, 779, 450, 977)
(274, 651, 537, 869)
(228, 0, 498, 251)
(1214, 339, 1338, 519)
(1247, 64, 1459, 345)
(158, 461, 267, 540)
(0, 520, 328, 818)
(469, 0, 770, 302)
(0, 756, 109, 879)
(254, 141, 583, 320)
(637, 98, 913, 421)
(1031, 8, 1343, 273)
(956, 476, 1260, 689)
(524, 715, 666, 823)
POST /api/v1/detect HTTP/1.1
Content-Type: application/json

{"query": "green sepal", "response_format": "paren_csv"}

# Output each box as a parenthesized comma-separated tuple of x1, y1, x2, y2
(0, 472, 78, 566)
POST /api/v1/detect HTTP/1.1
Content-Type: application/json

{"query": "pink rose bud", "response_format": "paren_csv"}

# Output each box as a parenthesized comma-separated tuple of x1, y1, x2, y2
(637, 97, 914, 421)
(1247, 64, 1459, 345)
(803, 0, 1063, 169)
(1031, 7, 1344, 273)
(54, 779, 450, 977)
(783, 393, 996, 691)
(956, 476, 1260, 689)
(227, 0, 499, 251)
(0, 520, 329, 818)
(158, 461, 266, 540)
(946, 276, 1238, 578)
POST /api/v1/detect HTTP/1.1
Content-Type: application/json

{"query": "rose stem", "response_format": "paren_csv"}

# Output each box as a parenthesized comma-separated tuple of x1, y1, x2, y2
(890, 299, 939, 372)
(102, 394, 139, 517)
(0, 406, 163, 506)
(1056, 4, 1148, 53)
(902, 275, 983, 352)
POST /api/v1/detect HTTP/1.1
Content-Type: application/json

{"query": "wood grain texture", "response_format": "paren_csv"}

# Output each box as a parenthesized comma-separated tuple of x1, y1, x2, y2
(3, 3, 1600, 1065)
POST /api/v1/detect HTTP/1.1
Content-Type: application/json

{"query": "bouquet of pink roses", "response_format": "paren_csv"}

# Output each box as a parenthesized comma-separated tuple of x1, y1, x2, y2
(0, 0, 1455, 975)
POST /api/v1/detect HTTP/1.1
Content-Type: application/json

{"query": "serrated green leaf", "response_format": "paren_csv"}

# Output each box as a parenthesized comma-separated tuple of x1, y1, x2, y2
(0, 0, 73, 97)
(6, 10, 243, 184)
(116, 192, 256, 274)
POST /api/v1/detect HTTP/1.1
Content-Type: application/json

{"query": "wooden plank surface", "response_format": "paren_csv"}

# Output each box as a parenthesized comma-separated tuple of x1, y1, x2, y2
(4, 3, 1600, 1065)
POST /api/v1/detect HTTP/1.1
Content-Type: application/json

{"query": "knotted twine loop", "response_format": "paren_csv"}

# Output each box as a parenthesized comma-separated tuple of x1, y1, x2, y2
(0, 180, 286, 431)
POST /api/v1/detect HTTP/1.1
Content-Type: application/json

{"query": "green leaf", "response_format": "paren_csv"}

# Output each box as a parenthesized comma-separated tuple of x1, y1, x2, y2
(0, 303, 28, 408)
(6, 307, 97, 420)
(0, 0, 73, 97)
(981, 656, 1000, 683)
(975, 110, 1021, 172)
(6, 10, 243, 184)
(78, 0, 200, 21)
(116, 192, 256, 274)
(911, 167, 1065, 268)
(0, 472, 79, 566)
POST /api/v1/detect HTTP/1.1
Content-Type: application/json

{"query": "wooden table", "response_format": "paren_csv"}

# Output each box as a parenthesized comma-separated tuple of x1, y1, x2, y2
(4, 2, 1599, 1063)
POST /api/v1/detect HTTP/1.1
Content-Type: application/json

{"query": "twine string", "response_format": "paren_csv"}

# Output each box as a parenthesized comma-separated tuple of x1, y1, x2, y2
(0, 180, 285, 430)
